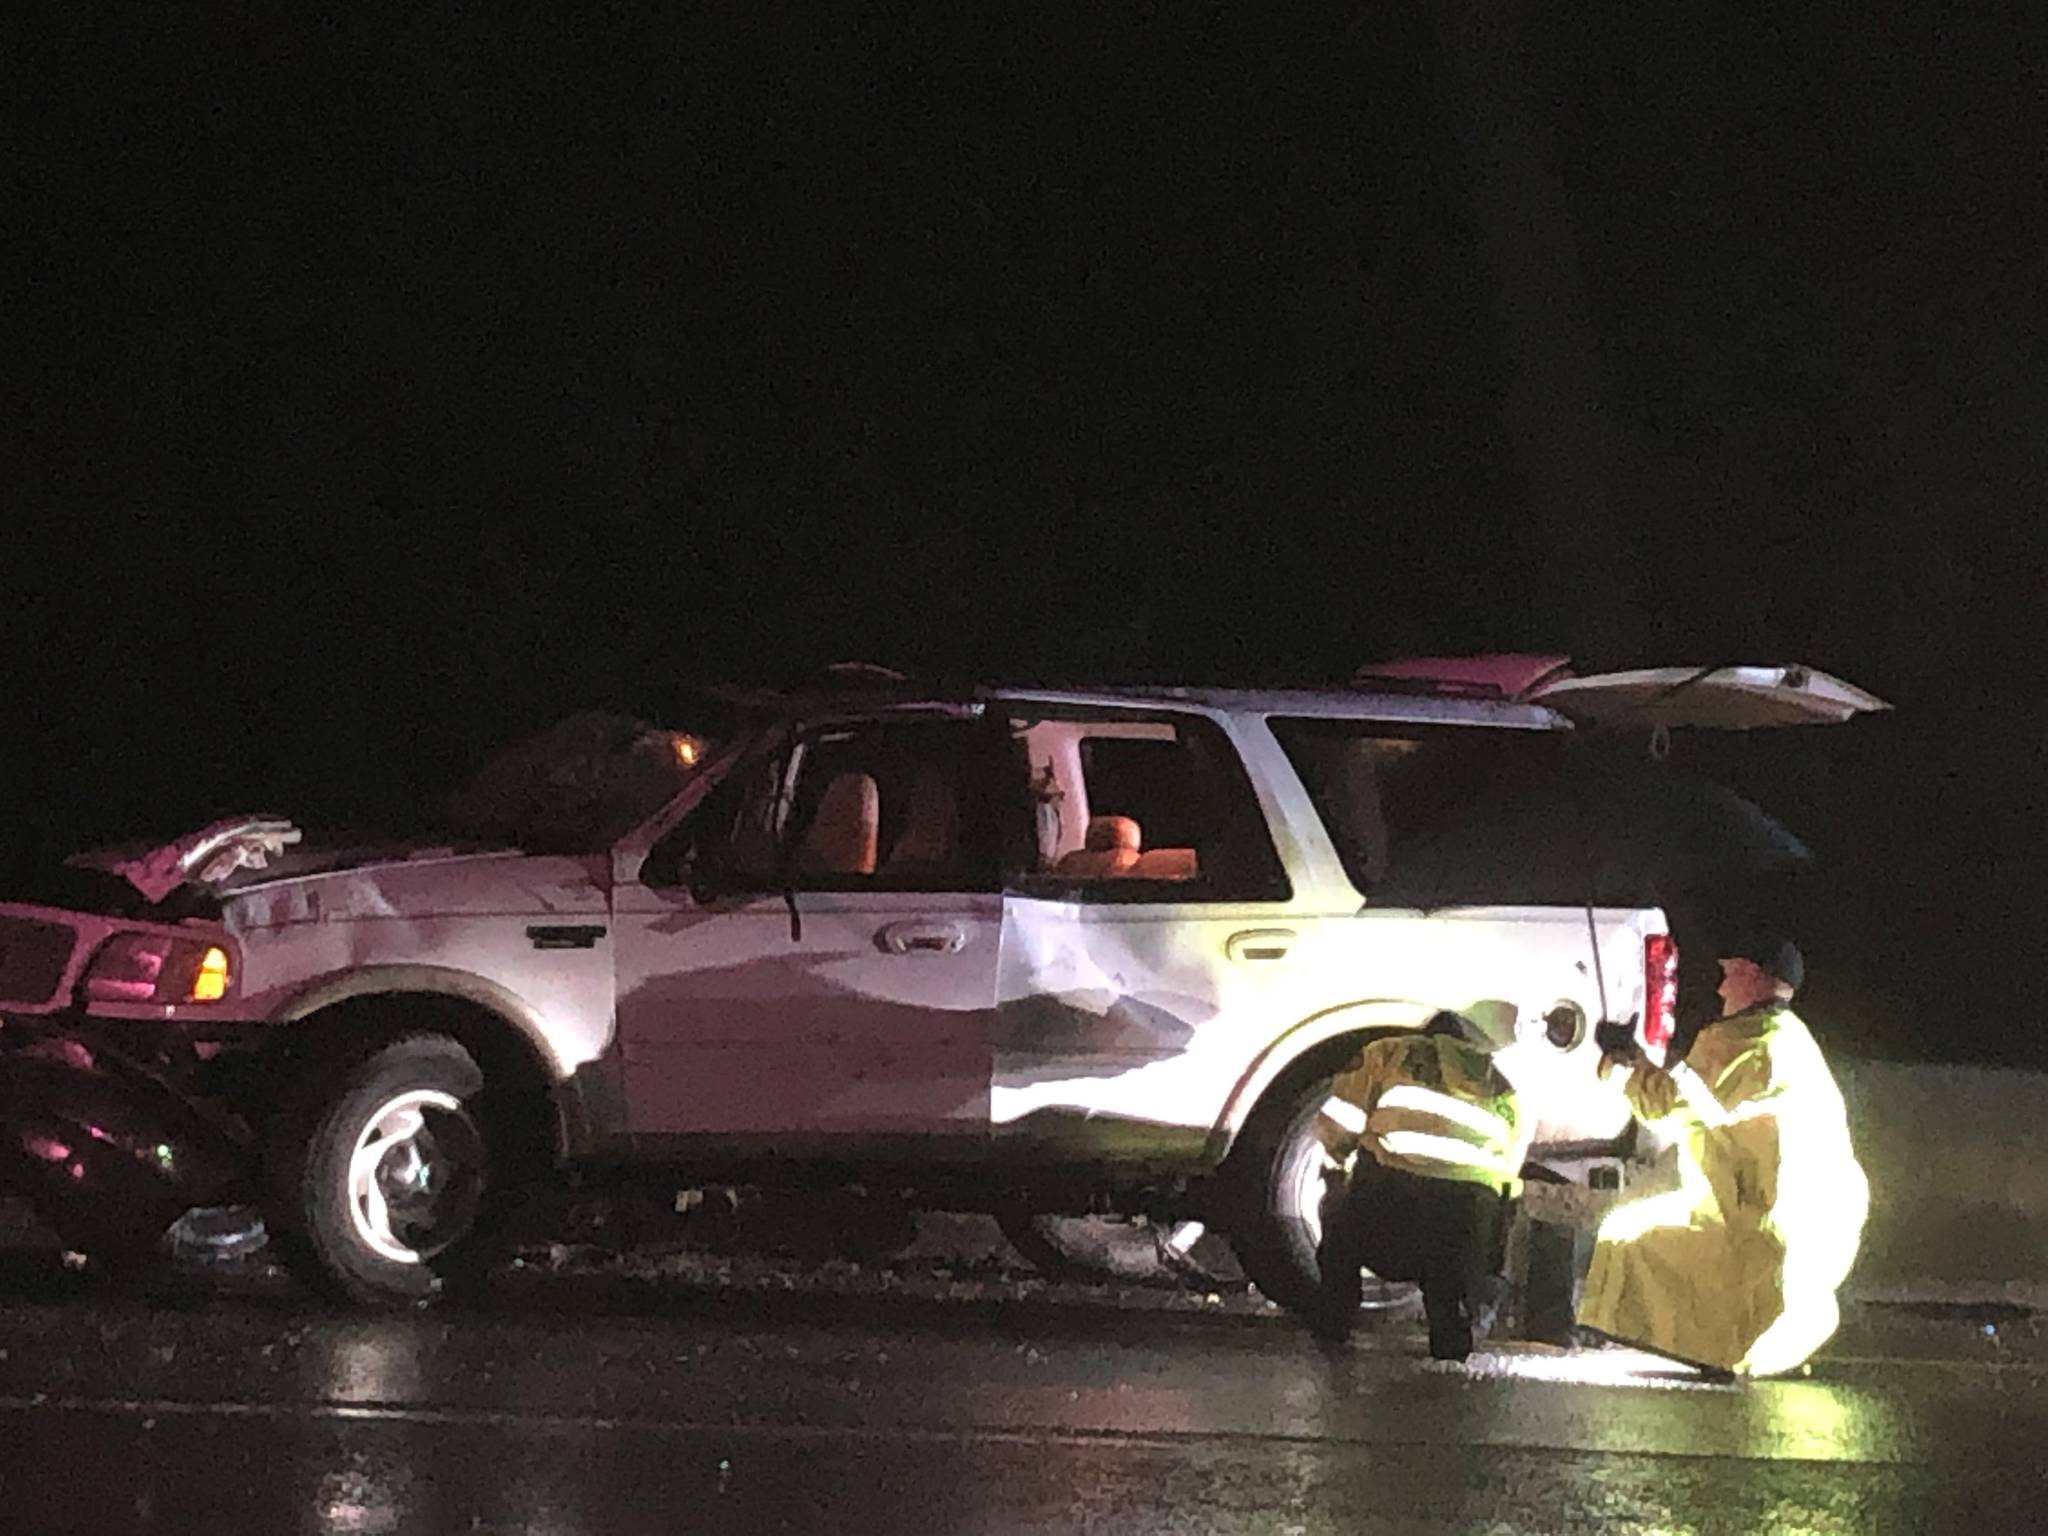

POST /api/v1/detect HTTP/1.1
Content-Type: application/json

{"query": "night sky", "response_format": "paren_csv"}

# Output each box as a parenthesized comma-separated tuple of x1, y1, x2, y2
(6, 5, 2044, 1063)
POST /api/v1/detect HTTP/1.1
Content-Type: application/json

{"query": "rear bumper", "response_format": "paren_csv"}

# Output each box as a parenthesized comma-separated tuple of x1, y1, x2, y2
(0, 1019, 251, 1262)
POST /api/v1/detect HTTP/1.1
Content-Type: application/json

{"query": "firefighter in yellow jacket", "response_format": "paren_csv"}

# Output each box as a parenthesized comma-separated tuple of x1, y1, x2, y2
(1580, 936, 1868, 1377)
(1311, 1010, 1532, 1360)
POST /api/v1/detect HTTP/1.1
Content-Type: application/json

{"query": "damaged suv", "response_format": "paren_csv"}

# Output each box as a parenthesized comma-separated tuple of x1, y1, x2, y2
(0, 657, 1884, 1306)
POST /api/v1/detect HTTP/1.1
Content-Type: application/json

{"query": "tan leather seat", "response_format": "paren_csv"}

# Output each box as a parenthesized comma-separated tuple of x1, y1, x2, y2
(1055, 815, 1142, 877)
(794, 772, 880, 876)
(881, 765, 957, 875)
(1131, 847, 1199, 881)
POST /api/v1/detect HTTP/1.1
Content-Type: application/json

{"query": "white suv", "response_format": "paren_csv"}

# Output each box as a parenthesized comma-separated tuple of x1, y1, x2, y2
(0, 656, 1884, 1305)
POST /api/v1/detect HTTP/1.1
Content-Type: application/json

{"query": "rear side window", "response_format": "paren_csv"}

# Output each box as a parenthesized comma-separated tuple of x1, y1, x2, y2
(1270, 718, 1562, 894)
(1009, 712, 1290, 902)
(1079, 737, 1204, 847)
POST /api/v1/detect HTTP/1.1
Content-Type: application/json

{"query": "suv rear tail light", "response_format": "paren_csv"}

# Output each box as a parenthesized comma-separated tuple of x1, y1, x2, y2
(82, 933, 235, 1005)
(1643, 932, 1679, 1053)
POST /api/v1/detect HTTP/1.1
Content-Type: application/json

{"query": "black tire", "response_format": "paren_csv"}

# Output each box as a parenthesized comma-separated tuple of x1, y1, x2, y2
(1225, 1072, 1338, 1310)
(265, 1034, 493, 1306)
(1224, 1063, 1420, 1316)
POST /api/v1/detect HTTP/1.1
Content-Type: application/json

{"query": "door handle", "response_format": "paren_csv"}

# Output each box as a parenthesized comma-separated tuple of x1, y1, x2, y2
(1226, 928, 1295, 962)
(877, 921, 969, 956)
(527, 924, 607, 950)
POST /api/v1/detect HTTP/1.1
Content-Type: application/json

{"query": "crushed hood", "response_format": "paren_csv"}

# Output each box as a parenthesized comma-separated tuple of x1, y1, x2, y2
(68, 818, 515, 906)
(69, 816, 308, 903)
(59, 709, 720, 907)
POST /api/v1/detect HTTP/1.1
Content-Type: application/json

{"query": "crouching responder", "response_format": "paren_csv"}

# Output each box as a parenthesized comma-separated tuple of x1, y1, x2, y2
(1580, 936, 1868, 1377)
(1310, 1009, 1532, 1361)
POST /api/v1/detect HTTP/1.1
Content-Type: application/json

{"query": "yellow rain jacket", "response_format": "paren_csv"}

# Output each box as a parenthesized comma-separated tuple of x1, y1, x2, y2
(1322, 1032, 1533, 1197)
(1580, 1002, 1868, 1375)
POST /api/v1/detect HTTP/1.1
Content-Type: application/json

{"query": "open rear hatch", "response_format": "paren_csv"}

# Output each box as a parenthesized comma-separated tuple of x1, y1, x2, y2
(1528, 665, 1890, 731)
(1355, 656, 1891, 731)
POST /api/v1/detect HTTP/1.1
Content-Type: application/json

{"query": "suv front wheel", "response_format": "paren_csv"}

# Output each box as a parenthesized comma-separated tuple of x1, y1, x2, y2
(267, 1035, 493, 1305)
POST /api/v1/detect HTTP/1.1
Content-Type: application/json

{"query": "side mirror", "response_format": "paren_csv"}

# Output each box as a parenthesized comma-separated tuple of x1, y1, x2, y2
(639, 834, 696, 892)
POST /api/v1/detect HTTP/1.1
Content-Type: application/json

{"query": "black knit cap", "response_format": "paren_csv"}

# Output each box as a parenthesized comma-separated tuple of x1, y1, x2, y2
(1723, 933, 1805, 993)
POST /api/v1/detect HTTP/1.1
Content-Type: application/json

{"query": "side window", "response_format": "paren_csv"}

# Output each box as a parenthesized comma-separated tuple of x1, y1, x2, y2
(1269, 717, 1563, 895)
(1267, 721, 1403, 890)
(642, 749, 789, 891)
(1007, 712, 1290, 903)
(650, 718, 1003, 894)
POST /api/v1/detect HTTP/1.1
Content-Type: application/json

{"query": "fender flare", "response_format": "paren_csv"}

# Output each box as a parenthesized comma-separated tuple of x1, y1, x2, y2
(277, 966, 603, 1159)
(281, 965, 571, 1071)
(1208, 998, 1438, 1161)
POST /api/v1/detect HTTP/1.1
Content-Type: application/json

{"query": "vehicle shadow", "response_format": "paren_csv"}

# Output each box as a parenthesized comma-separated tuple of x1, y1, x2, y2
(0, 1240, 1298, 1349)
(476, 1259, 1288, 1346)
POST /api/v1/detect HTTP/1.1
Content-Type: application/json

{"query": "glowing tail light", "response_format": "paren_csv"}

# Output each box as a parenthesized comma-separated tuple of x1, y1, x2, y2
(1643, 932, 1679, 1053)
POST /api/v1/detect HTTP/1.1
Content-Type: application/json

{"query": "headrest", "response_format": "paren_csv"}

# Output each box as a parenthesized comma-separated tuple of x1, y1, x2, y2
(1085, 815, 1141, 854)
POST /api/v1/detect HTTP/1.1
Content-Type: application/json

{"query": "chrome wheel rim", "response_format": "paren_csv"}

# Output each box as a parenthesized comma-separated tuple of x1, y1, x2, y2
(1282, 1094, 1421, 1310)
(345, 1089, 485, 1265)
(1279, 1099, 1345, 1249)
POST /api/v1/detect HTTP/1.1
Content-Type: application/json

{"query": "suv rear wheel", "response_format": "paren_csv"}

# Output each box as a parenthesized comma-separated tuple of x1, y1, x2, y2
(1226, 1065, 1418, 1316)
(267, 1035, 493, 1305)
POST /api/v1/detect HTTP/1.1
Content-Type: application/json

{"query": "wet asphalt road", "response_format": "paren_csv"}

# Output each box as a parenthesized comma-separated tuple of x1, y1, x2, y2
(0, 1253, 2043, 1535)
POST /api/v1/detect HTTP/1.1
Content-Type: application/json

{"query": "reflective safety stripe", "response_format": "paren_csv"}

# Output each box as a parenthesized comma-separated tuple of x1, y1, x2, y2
(1377, 1129, 1511, 1175)
(1669, 1062, 1730, 1126)
(1669, 1061, 1782, 1129)
(1320, 1097, 1368, 1136)
(1671, 1064, 1785, 1138)
(1377, 1084, 1513, 1144)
